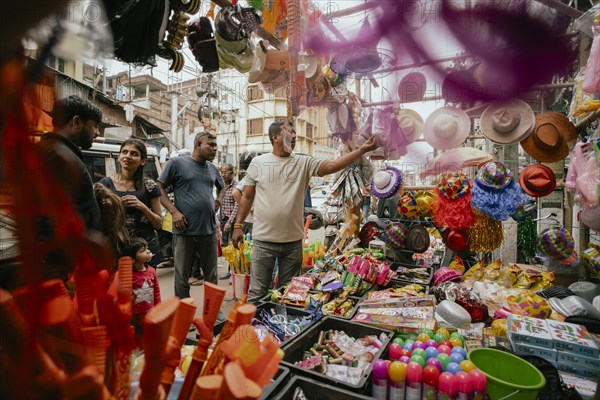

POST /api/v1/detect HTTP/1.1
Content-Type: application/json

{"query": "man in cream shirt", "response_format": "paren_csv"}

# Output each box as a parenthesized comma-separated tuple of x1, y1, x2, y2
(232, 119, 378, 303)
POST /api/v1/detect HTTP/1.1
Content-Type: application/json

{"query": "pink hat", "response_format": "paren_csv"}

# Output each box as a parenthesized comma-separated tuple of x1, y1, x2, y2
(433, 266, 462, 286)
(423, 106, 471, 150)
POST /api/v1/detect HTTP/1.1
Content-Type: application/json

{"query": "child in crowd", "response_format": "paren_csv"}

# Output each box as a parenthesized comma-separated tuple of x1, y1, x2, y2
(124, 237, 162, 343)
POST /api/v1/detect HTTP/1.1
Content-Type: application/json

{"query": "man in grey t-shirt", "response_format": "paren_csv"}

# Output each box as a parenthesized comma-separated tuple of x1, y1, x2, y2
(158, 131, 224, 304)
(232, 120, 379, 303)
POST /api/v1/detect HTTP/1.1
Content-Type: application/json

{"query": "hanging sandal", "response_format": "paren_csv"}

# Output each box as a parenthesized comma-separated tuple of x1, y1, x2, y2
(188, 277, 203, 286)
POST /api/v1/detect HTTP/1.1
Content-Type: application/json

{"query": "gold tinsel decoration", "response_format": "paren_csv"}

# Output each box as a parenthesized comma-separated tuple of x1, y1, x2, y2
(468, 211, 504, 252)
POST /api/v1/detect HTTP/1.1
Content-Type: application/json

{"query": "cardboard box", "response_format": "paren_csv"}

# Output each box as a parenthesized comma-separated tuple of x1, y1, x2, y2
(560, 372, 598, 400)
(507, 314, 553, 348)
(352, 311, 436, 332)
(557, 352, 600, 370)
(556, 362, 600, 379)
(512, 342, 558, 361)
(546, 320, 600, 358)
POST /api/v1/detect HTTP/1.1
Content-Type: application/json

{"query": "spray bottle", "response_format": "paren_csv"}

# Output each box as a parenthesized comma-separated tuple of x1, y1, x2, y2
(405, 362, 423, 400)
(469, 369, 487, 400)
(388, 361, 407, 400)
(372, 359, 389, 400)
(422, 365, 440, 400)
(455, 371, 473, 400)
(437, 372, 457, 400)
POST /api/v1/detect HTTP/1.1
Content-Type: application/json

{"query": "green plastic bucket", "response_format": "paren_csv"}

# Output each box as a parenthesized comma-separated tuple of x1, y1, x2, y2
(468, 348, 546, 400)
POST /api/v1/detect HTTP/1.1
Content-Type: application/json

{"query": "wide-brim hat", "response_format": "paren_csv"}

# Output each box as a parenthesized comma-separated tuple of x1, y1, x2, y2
(433, 266, 462, 286)
(437, 170, 470, 200)
(435, 300, 472, 329)
(371, 166, 403, 199)
(415, 190, 434, 217)
(480, 100, 535, 144)
(581, 206, 600, 231)
(397, 192, 419, 219)
(520, 112, 577, 163)
(475, 161, 513, 192)
(407, 225, 430, 253)
(569, 282, 600, 304)
(398, 72, 427, 103)
(519, 164, 556, 197)
(423, 106, 471, 150)
(248, 40, 290, 84)
(395, 109, 424, 144)
(423, 147, 493, 178)
(549, 296, 600, 319)
(537, 226, 576, 260)
(214, 30, 254, 73)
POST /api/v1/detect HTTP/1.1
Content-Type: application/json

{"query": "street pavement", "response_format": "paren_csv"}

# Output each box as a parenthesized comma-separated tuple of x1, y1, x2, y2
(156, 228, 324, 341)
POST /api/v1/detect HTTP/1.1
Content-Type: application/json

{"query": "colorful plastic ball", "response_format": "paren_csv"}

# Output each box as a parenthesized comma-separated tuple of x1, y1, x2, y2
(403, 343, 414, 352)
(437, 345, 452, 355)
(399, 356, 411, 364)
(412, 348, 426, 359)
(459, 360, 477, 373)
(426, 357, 443, 373)
(392, 337, 405, 346)
(446, 362, 462, 374)
(449, 337, 463, 348)
(451, 346, 467, 358)
(417, 333, 431, 343)
(439, 339, 453, 348)
(437, 353, 451, 370)
(450, 352, 465, 364)
(425, 346, 439, 359)
(400, 349, 412, 359)
(450, 332, 465, 342)
(436, 327, 450, 339)
(423, 329, 435, 338)
(433, 333, 447, 343)
(425, 339, 438, 348)
(412, 340, 426, 351)
(389, 343, 403, 360)
(410, 354, 426, 368)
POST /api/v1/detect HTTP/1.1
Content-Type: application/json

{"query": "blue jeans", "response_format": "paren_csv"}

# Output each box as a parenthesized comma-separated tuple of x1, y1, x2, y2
(172, 234, 218, 299)
(248, 239, 303, 304)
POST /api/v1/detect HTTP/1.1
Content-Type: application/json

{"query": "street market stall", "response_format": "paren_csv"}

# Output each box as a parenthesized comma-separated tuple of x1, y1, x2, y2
(2, 0, 600, 399)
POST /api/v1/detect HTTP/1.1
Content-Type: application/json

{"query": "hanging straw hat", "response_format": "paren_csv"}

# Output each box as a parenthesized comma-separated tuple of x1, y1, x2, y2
(423, 106, 471, 150)
(520, 112, 577, 163)
(395, 109, 424, 144)
(398, 72, 427, 103)
(480, 100, 535, 144)
(518, 164, 556, 198)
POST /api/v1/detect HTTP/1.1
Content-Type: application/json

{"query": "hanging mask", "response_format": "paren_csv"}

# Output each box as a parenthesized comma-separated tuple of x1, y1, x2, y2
(215, 4, 263, 42)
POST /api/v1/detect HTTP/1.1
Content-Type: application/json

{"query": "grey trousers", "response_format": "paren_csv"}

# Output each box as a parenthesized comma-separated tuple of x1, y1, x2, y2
(248, 239, 303, 304)
(173, 234, 218, 299)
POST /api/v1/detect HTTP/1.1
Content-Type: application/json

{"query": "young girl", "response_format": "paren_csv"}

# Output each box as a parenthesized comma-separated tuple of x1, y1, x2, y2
(124, 237, 162, 342)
